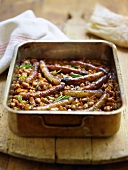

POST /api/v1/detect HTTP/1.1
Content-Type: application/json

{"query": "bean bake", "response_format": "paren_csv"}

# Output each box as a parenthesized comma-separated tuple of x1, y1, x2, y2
(3, 40, 125, 137)
(8, 55, 121, 112)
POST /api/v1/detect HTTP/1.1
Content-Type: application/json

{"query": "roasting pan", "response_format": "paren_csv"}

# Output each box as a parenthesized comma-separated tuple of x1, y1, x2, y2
(3, 40, 126, 137)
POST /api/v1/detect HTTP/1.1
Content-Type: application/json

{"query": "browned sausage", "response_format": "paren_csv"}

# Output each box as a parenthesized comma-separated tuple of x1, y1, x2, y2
(61, 71, 104, 85)
(26, 61, 39, 83)
(32, 97, 74, 110)
(88, 92, 108, 111)
(40, 60, 60, 85)
(83, 75, 108, 90)
(47, 65, 88, 75)
(70, 61, 108, 74)
(63, 89, 103, 98)
(20, 82, 65, 99)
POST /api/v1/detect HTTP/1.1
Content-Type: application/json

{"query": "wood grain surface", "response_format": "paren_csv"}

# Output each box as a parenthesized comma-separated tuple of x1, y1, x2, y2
(1, 0, 128, 169)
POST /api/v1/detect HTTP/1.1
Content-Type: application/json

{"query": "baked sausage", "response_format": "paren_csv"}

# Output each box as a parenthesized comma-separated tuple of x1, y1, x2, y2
(20, 82, 65, 99)
(88, 92, 108, 111)
(47, 65, 88, 75)
(83, 75, 108, 90)
(63, 89, 103, 98)
(32, 97, 74, 110)
(26, 61, 39, 83)
(61, 71, 104, 85)
(71, 61, 108, 74)
(40, 60, 60, 85)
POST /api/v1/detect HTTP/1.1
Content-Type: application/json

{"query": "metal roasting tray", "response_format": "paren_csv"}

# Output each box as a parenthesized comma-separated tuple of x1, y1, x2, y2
(3, 40, 126, 137)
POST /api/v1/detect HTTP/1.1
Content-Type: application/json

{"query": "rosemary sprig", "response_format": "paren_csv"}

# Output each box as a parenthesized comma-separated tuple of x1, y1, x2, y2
(55, 95, 71, 102)
(20, 61, 33, 69)
(71, 73, 82, 78)
(52, 69, 62, 75)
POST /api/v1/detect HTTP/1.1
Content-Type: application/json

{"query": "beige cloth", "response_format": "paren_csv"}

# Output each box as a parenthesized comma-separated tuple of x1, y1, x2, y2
(87, 4, 128, 48)
(0, 10, 68, 74)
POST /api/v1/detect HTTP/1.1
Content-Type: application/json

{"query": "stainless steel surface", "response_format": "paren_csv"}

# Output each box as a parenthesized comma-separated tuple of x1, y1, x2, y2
(3, 40, 126, 137)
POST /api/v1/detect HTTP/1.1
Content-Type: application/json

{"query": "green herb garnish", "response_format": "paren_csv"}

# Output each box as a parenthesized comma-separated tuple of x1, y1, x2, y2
(35, 83, 40, 90)
(18, 75, 26, 81)
(55, 95, 71, 102)
(20, 61, 32, 69)
(17, 95, 22, 102)
(52, 69, 62, 75)
(71, 73, 82, 78)
(71, 65, 78, 69)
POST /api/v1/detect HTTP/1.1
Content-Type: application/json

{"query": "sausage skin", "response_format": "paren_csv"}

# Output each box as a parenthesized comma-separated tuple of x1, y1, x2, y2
(61, 71, 104, 85)
(83, 75, 108, 90)
(26, 61, 39, 83)
(40, 60, 60, 85)
(88, 92, 108, 111)
(71, 61, 108, 74)
(32, 97, 74, 110)
(63, 89, 103, 98)
(20, 82, 65, 99)
(47, 65, 88, 75)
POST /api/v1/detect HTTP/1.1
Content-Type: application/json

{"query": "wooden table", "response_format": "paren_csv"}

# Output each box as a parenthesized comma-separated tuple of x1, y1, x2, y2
(1, 0, 128, 169)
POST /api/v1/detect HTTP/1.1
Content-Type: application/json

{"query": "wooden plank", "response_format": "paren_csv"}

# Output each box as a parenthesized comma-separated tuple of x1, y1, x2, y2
(56, 138, 91, 164)
(92, 109, 128, 164)
(0, 72, 9, 153)
(3, 122, 55, 164)
(7, 156, 40, 170)
(54, 3, 92, 164)
(0, 153, 9, 170)
(55, 0, 128, 164)
(91, 49, 128, 164)
(0, 72, 55, 163)
(7, 131, 55, 163)
(0, 0, 43, 21)
(0, 0, 128, 166)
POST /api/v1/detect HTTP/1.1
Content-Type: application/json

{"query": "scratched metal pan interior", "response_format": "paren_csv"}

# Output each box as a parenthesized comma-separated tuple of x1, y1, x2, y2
(3, 40, 125, 137)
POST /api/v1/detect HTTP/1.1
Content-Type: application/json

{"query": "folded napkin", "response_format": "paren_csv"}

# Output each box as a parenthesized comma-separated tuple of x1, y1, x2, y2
(0, 10, 68, 74)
